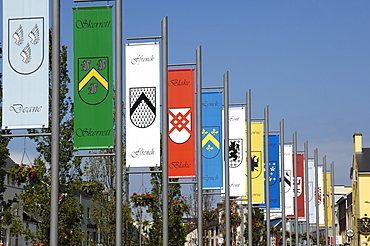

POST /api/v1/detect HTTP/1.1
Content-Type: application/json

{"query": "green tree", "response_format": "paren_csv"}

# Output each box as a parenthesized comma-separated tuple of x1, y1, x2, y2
(0, 42, 13, 233)
(220, 200, 242, 246)
(244, 208, 267, 246)
(141, 166, 188, 246)
(83, 151, 133, 246)
(8, 34, 84, 245)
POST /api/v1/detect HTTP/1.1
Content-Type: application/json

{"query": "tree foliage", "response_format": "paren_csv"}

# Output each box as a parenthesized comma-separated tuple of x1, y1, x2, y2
(220, 200, 242, 246)
(140, 166, 188, 246)
(0, 42, 14, 233)
(83, 152, 133, 246)
(244, 207, 266, 246)
(8, 34, 84, 245)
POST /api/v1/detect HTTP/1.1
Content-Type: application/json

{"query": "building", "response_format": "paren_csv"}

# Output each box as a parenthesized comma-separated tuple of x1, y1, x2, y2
(350, 133, 370, 246)
(1, 158, 98, 246)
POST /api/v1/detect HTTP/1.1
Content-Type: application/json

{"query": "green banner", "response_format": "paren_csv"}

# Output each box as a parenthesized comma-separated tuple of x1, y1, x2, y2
(73, 6, 113, 149)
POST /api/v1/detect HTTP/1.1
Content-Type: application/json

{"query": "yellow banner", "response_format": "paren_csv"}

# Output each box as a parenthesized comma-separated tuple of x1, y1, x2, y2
(244, 122, 265, 204)
(326, 172, 332, 227)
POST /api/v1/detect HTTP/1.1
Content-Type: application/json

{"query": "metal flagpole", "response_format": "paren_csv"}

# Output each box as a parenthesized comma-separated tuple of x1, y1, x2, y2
(196, 46, 203, 246)
(323, 156, 328, 246)
(247, 90, 252, 246)
(224, 72, 231, 246)
(161, 16, 169, 246)
(265, 106, 271, 246)
(304, 141, 310, 246)
(280, 120, 286, 246)
(50, 0, 60, 244)
(331, 162, 336, 246)
(315, 149, 320, 241)
(115, 0, 123, 245)
(293, 132, 299, 246)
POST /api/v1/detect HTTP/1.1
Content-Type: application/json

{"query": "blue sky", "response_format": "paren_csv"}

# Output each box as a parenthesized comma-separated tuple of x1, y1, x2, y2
(3, 0, 370, 187)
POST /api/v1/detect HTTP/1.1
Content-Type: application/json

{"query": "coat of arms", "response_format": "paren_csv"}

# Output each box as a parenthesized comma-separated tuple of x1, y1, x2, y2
(293, 177, 302, 197)
(130, 87, 156, 128)
(284, 170, 292, 192)
(229, 139, 242, 168)
(8, 17, 45, 75)
(202, 126, 220, 159)
(168, 108, 191, 144)
(78, 57, 109, 105)
(251, 151, 263, 179)
(268, 161, 278, 185)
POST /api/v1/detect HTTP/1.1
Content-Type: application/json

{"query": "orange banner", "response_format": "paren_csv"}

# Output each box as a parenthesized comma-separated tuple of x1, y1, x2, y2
(168, 69, 195, 178)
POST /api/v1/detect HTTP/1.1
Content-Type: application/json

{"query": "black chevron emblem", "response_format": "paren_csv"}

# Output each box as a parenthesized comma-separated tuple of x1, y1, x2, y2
(129, 87, 156, 128)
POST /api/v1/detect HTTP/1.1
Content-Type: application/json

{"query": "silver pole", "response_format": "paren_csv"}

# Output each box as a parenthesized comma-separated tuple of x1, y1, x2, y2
(196, 46, 203, 246)
(265, 106, 271, 246)
(247, 90, 252, 246)
(293, 132, 299, 246)
(115, 0, 123, 245)
(315, 149, 320, 242)
(224, 72, 231, 246)
(280, 120, 286, 246)
(323, 156, 328, 246)
(241, 203, 245, 245)
(50, 0, 60, 244)
(331, 162, 336, 246)
(161, 16, 169, 246)
(304, 141, 310, 246)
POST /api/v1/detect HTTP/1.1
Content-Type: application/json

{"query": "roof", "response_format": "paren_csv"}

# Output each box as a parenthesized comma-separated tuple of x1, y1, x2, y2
(271, 218, 282, 227)
(5, 158, 16, 171)
(356, 148, 370, 172)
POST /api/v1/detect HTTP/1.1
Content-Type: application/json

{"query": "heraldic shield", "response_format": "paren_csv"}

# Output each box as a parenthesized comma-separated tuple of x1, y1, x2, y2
(293, 177, 302, 197)
(78, 57, 109, 105)
(284, 169, 292, 192)
(202, 126, 221, 159)
(130, 87, 156, 128)
(251, 151, 263, 179)
(229, 139, 243, 168)
(169, 108, 191, 144)
(269, 161, 278, 185)
(8, 17, 44, 75)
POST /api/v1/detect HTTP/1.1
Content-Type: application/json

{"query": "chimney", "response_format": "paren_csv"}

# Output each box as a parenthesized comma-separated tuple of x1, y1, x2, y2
(353, 132, 363, 153)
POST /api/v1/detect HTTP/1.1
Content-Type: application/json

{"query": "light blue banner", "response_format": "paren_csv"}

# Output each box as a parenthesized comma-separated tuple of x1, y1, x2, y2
(262, 134, 280, 209)
(202, 91, 223, 189)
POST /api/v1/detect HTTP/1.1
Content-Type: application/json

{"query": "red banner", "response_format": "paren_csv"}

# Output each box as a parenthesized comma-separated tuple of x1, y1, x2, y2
(168, 69, 195, 178)
(287, 153, 305, 219)
(296, 154, 305, 219)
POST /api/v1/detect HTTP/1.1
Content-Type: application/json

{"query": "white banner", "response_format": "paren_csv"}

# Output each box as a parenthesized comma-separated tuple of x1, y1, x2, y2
(2, 0, 49, 129)
(226, 107, 246, 197)
(284, 144, 294, 217)
(125, 43, 160, 167)
(318, 166, 324, 225)
(308, 159, 316, 223)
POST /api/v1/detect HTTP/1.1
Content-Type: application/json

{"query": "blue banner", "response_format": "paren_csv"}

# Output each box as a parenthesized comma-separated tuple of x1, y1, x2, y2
(262, 134, 280, 209)
(202, 91, 223, 189)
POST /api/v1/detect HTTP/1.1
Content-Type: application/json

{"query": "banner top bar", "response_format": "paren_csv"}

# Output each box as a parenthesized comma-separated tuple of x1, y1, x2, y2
(74, 0, 114, 2)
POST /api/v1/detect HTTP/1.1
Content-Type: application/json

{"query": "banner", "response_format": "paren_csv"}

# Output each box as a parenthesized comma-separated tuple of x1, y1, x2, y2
(308, 159, 316, 223)
(227, 107, 246, 197)
(325, 172, 332, 226)
(318, 165, 324, 225)
(246, 122, 265, 204)
(73, 6, 113, 149)
(296, 154, 305, 219)
(2, 0, 49, 129)
(126, 42, 160, 167)
(202, 91, 223, 189)
(261, 134, 280, 209)
(284, 144, 294, 216)
(168, 69, 195, 178)
(287, 153, 305, 218)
